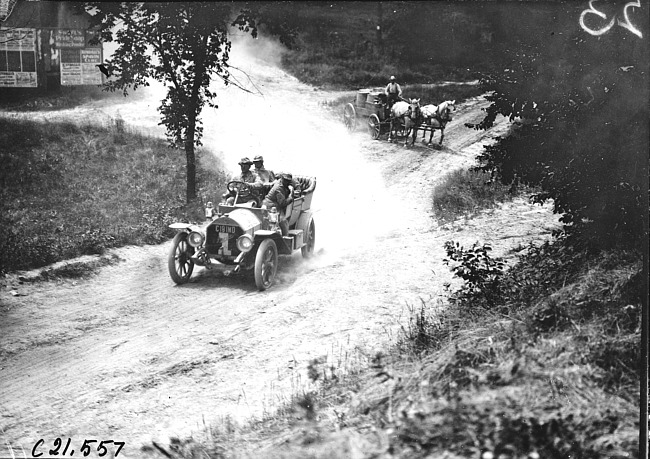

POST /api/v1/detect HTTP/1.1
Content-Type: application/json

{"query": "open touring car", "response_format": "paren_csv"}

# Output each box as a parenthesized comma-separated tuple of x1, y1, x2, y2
(167, 176, 317, 290)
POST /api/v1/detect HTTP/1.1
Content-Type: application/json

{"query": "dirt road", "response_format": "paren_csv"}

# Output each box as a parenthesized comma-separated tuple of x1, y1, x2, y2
(0, 39, 559, 458)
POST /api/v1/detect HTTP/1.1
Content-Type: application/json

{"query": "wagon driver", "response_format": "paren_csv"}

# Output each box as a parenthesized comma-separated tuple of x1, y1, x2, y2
(385, 75, 403, 107)
(262, 172, 294, 236)
(222, 157, 261, 206)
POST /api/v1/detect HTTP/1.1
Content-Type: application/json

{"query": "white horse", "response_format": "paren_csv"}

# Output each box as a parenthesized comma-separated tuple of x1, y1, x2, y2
(421, 100, 455, 146)
(388, 98, 422, 146)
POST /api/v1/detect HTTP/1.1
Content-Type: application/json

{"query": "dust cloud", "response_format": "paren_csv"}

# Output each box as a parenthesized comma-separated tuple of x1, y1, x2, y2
(202, 34, 408, 262)
(96, 31, 408, 266)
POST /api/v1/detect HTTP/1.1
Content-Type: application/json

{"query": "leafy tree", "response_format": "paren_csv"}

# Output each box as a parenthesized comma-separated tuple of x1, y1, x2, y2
(84, 2, 257, 203)
(472, 3, 648, 249)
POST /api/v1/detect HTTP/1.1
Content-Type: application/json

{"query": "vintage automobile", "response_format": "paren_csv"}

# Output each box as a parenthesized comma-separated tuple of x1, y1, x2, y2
(167, 175, 317, 290)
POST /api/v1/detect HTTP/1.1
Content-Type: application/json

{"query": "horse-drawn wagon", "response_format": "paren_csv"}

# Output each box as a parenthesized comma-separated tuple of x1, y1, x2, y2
(343, 88, 455, 146)
(342, 88, 392, 140)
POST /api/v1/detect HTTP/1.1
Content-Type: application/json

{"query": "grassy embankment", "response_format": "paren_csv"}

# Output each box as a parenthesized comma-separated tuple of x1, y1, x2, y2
(0, 84, 148, 111)
(273, 2, 485, 89)
(163, 170, 640, 459)
(0, 115, 227, 277)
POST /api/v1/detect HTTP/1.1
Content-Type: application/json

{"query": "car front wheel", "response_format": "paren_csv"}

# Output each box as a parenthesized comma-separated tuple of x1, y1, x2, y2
(254, 239, 278, 291)
(168, 232, 194, 284)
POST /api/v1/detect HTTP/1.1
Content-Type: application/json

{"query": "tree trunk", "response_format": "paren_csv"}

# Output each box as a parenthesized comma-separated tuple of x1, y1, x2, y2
(185, 121, 197, 203)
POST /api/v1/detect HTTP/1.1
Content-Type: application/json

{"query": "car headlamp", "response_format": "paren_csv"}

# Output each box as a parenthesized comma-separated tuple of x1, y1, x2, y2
(188, 231, 205, 247)
(236, 233, 253, 252)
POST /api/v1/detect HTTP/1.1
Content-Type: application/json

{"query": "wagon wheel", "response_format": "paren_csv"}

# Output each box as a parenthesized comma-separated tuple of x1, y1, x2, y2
(367, 114, 381, 140)
(343, 103, 357, 131)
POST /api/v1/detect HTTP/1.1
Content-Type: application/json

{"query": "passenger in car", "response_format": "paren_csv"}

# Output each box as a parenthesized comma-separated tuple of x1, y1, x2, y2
(223, 157, 262, 206)
(262, 172, 294, 235)
(252, 155, 276, 185)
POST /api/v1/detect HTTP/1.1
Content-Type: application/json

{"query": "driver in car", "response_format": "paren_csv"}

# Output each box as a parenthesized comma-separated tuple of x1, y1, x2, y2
(262, 172, 294, 236)
(222, 157, 262, 206)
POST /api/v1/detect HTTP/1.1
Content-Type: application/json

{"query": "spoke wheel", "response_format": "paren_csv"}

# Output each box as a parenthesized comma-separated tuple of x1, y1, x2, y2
(168, 232, 194, 284)
(343, 103, 357, 131)
(301, 219, 316, 258)
(368, 114, 381, 139)
(254, 239, 278, 291)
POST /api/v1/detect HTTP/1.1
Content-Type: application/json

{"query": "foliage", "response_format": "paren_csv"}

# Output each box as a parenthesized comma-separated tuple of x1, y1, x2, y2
(257, 2, 489, 89)
(84, 2, 256, 202)
(443, 241, 506, 308)
(471, 4, 649, 249)
(235, 2, 301, 49)
(0, 117, 226, 275)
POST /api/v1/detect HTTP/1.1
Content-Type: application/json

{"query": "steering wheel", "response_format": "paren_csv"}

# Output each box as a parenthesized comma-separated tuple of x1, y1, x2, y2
(227, 180, 252, 194)
(227, 180, 263, 207)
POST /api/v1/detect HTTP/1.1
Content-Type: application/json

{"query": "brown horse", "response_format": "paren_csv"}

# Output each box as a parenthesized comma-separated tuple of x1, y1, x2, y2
(420, 100, 455, 145)
(388, 98, 422, 146)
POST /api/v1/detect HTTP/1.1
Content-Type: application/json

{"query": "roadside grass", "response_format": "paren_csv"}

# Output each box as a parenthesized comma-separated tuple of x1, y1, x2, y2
(282, 52, 477, 90)
(0, 116, 227, 274)
(192, 239, 641, 458)
(34, 253, 124, 281)
(263, 2, 490, 91)
(432, 168, 523, 223)
(0, 85, 147, 111)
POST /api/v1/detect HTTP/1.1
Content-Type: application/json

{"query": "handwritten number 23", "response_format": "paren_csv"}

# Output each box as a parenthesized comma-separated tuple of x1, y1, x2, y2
(580, 0, 643, 38)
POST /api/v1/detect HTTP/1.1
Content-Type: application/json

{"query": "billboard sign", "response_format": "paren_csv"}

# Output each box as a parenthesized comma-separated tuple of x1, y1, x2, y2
(54, 29, 86, 48)
(60, 47, 102, 85)
(0, 27, 37, 87)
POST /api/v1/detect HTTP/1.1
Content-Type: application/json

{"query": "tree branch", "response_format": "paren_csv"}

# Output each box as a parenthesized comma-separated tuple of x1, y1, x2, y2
(219, 64, 264, 96)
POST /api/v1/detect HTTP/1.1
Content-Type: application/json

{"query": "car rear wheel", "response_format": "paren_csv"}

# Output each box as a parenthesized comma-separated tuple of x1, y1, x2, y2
(168, 232, 194, 284)
(254, 239, 278, 290)
(301, 219, 316, 258)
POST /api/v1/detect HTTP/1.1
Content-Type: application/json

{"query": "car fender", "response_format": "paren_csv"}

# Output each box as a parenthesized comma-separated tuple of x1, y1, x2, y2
(169, 222, 202, 233)
(295, 211, 314, 234)
(253, 230, 284, 246)
(253, 230, 292, 255)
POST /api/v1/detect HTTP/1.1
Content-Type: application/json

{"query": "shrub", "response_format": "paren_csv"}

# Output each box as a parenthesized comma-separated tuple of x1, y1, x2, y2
(443, 240, 506, 308)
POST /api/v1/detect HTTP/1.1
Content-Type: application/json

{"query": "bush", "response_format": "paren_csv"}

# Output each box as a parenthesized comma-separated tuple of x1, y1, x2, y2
(443, 240, 506, 308)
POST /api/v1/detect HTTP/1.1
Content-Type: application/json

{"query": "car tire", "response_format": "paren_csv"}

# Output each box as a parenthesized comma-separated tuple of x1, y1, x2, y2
(254, 239, 278, 291)
(168, 232, 194, 284)
(301, 219, 316, 258)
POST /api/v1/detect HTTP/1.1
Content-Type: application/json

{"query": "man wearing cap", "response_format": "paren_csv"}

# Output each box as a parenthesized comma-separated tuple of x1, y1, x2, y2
(223, 157, 262, 206)
(385, 75, 403, 108)
(262, 172, 294, 236)
(252, 155, 276, 185)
